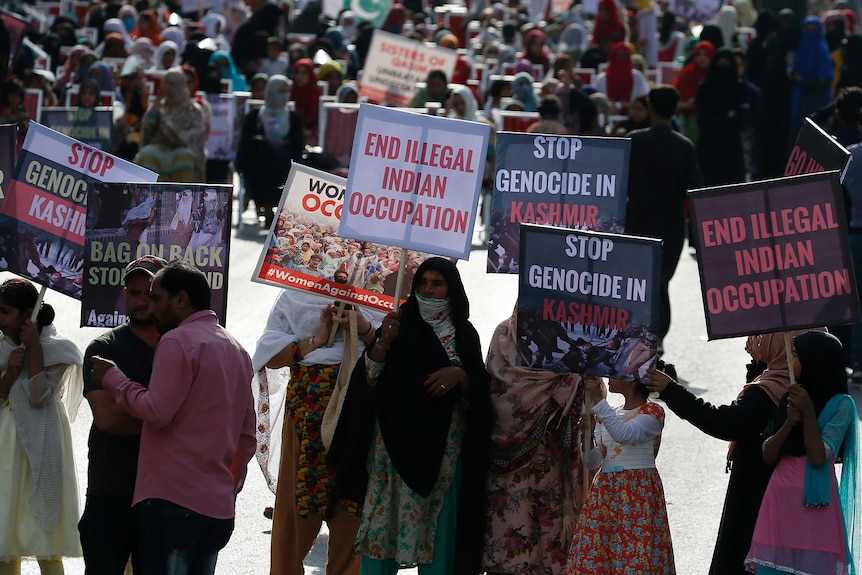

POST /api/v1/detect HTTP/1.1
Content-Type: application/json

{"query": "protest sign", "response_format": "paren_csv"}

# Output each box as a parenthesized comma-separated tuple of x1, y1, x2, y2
(82, 183, 232, 326)
(205, 93, 235, 161)
(0, 123, 157, 300)
(489, 133, 630, 273)
(0, 9, 29, 59)
(517, 224, 661, 379)
(253, 163, 442, 312)
(689, 171, 859, 340)
(785, 117, 852, 180)
(0, 124, 16, 202)
(40, 107, 114, 151)
(339, 104, 489, 260)
(669, 0, 722, 24)
(359, 31, 458, 106)
(180, 0, 221, 14)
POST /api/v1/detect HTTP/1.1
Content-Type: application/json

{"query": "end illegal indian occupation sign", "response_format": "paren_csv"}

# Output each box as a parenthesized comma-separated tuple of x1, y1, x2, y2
(689, 170, 860, 340)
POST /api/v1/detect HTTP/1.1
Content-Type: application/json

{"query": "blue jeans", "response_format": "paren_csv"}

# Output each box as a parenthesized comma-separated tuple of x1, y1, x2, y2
(136, 498, 234, 575)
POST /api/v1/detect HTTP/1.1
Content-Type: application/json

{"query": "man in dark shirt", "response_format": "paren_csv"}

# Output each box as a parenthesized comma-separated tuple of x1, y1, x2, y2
(625, 86, 703, 352)
(78, 255, 165, 574)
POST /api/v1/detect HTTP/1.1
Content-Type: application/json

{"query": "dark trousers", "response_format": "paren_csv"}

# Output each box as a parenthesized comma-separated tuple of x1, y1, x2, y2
(658, 229, 685, 340)
(136, 498, 234, 575)
(79, 495, 140, 575)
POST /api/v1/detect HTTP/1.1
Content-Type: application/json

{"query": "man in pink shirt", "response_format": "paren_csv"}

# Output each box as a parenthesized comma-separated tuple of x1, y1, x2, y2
(91, 261, 255, 575)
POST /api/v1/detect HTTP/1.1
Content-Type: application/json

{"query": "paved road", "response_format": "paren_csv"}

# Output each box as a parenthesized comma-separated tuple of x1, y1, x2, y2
(16, 205, 862, 574)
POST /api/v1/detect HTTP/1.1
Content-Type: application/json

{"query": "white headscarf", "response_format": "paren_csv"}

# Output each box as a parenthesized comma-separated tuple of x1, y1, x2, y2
(5, 325, 83, 533)
(161, 26, 187, 57)
(448, 84, 482, 121)
(261, 74, 291, 144)
(102, 18, 133, 49)
(154, 40, 179, 71)
(338, 10, 358, 44)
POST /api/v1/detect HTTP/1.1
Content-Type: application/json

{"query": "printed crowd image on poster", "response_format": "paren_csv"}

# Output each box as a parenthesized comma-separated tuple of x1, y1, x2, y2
(0, 123, 156, 301)
(517, 224, 661, 380)
(689, 171, 860, 340)
(252, 163, 442, 312)
(82, 183, 232, 327)
(489, 133, 630, 273)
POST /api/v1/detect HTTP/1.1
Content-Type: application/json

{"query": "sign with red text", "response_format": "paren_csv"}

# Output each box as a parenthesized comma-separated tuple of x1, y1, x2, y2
(0, 122, 156, 300)
(82, 183, 232, 327)
(252, 163, 442, 312)
(689, 171, 859, 340)
(340, 104, 489, 260)
(359, 30, 458, 106)
(489, 132, 629, 273)
(517, 224, 661, 379)
(785, 118, 851, 180)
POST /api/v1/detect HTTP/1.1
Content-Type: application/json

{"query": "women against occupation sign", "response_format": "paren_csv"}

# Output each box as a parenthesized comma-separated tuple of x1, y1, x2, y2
(489, 133, 630, 273)
(689, 171, 860, 340)
(359, 30, 458, 107)
(517, 224, 661, 379)
(339, 104, 489, 260)
(0, 123, 156, 300)
(252, 163, 441, 312)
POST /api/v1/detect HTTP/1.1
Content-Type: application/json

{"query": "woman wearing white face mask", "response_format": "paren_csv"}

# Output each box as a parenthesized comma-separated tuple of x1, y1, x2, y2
(236, 75, 304, 227)
(329, 258, 495, 575)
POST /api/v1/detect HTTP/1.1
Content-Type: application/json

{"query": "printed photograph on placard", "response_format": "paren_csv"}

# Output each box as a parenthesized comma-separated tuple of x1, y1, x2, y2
(517, 224, 661, 380)
(82, 182, 232, 327)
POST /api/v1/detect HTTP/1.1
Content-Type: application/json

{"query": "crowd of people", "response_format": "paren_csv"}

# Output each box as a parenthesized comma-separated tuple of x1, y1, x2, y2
(0, 0, 861, 574)
(0, 256, 857, 575)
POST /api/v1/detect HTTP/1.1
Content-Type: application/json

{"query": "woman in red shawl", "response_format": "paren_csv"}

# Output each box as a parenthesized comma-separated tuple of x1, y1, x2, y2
(595, 42, 650, 103)
(135, 10, 162, 45)
(592, 0, 626, 53)
(518, 29, 552, 76)
(674, 40, 714, 141)
(290, 58, 322, 146)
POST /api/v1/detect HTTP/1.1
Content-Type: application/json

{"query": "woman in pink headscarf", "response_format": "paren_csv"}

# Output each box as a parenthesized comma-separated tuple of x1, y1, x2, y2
(518, 29, 551, 77)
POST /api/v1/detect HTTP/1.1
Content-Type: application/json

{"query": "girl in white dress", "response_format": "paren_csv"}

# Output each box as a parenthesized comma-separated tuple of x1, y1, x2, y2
(0, 279, 83, 574)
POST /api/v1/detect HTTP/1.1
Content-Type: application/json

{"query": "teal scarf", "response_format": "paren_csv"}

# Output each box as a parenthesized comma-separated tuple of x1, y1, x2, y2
(803, 394, 859, 574)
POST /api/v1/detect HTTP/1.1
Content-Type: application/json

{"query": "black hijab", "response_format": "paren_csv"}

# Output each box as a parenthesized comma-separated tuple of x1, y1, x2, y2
(700, 24, 725, 49)
(659, 11, 677, 45)
(329, 258, 493, 574)
(840, 34, 862, 89)
(372, 257, 480, 497)
(703, 48, 741, 100)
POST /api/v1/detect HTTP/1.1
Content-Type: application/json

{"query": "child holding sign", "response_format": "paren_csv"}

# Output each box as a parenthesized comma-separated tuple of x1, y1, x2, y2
(566, 373, 675, 574)
(745, 331, 859, 575)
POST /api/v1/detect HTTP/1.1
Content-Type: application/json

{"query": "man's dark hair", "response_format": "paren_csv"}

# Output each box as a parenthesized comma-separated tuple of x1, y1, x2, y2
(427, 69, 448, 84)
(647, 85, 681, 120)
(157, 261, 211, 312)
(836, 86, 862, 125)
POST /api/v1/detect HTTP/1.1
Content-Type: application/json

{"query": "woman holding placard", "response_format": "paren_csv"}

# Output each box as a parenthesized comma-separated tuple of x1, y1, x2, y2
(329, 258, 493, 575)
(644, 330, 820, 575)
(481, 307, 590, 575)
(566, 372, 674, 574)
(745, 330, 859, 575)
